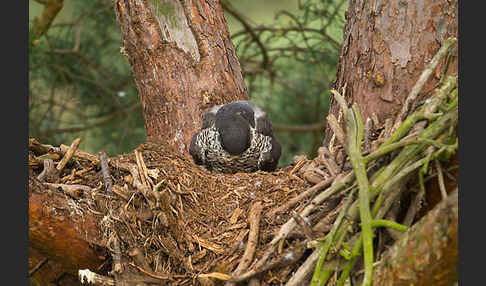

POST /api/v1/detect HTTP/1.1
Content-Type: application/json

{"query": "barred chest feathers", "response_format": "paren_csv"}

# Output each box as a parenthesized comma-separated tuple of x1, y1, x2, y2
(196, 126, 272, 173)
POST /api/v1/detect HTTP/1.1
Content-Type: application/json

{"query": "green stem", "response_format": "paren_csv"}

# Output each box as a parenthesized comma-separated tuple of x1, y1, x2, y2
(336, 236, 362, 286)
(311, 189, 356, 286)
(363, 138, 443, 164)
(382, 76, 456, 147)
(371, 219, 408, 232)
(347, 104, 374, 286)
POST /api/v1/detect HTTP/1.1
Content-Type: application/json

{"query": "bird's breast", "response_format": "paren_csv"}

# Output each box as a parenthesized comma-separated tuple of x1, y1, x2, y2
(197, 127, 272, 173)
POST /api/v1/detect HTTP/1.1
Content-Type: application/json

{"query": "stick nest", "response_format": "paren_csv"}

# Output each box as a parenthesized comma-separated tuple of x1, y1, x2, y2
(30, 137, 338, 285)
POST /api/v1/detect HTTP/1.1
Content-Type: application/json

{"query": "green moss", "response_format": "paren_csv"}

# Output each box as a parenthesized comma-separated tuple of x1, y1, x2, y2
(152, 0, 178, 28)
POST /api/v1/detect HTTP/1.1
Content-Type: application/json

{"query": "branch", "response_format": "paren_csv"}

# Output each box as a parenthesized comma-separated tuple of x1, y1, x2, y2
(221, 1, 270, 70)
(42, 103, 140, 137)
(31, 0, 64, 44)
(346, 104, 374, 286)
(273, 121, 326, 132)
(29, 186, 104, 273)
(392, 37, 457, 130)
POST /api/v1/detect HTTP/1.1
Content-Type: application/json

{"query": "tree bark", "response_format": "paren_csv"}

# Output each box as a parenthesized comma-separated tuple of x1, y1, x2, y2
(29, 178, 105, 285)
(114, 0, 248, 158)
(29, 1, 459, 285)
(373, 190, 458, 286)
(324, 0, 458, 146)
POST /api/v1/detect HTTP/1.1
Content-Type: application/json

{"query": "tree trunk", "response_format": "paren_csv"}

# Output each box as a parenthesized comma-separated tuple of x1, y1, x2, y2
(324, 0, 458, 146)
(114, 0, 248, 157)
(29, 1, 459, 285)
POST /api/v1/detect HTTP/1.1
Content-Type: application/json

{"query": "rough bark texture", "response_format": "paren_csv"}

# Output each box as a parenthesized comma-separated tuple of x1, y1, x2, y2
(324, 0, 458, 146)
(29, 179, 105, 285)
(373, 190, 458, 286)
(114, 0, 248, 158)
(29, 1, 459, 285)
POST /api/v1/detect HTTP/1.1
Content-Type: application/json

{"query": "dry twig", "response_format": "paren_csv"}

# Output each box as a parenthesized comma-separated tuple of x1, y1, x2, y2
(56, 138, 81, 171)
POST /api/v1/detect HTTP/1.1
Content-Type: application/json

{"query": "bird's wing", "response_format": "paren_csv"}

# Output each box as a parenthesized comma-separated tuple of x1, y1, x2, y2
(201, 104, 223, 129)
(259, 135, 282, 171)
(189, 132, 203, 165)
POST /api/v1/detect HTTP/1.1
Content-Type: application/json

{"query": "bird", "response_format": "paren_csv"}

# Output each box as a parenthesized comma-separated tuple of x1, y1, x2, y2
(189, 100, 282, 173)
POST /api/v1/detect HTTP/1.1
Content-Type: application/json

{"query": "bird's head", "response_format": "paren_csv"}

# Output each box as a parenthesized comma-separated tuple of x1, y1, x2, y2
(215, 104, 254, 156)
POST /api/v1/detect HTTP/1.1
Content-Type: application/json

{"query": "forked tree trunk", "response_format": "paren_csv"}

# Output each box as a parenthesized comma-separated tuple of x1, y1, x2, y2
(324, 0, 458, 145)
(114, 0, 248, 157)
(29, 0, 458, 285)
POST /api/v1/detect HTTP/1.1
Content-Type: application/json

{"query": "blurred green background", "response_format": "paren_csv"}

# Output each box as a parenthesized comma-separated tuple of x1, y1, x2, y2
(29, 0, 346, 167)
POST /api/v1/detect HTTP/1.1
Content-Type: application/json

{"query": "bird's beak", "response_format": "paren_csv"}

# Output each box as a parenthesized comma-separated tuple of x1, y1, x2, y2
(231, 155, 240, 159)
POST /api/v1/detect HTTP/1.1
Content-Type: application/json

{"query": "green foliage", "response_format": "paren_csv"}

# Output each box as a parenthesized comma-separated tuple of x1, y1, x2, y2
(226, 0, 346, 165)
(29, 0, 145, 156)
(29, 0, 346, 163)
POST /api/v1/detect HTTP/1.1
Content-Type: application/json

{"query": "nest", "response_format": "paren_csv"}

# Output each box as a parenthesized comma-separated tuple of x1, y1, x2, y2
(29, 85, 458, 286)
(29, 38, 458, 286)
(30, 137, 339, 285)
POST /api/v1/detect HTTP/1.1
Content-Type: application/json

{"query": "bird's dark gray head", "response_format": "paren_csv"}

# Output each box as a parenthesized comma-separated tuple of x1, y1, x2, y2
(215, 103, 255, 156)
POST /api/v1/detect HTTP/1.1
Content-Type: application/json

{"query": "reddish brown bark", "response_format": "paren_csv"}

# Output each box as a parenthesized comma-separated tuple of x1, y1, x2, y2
(29, 183, 105, 284)
(373, 190, 458, 286)
(114, 0, 248, 158)
(324, 0, 458, 145)
(28, 1, 459, 285)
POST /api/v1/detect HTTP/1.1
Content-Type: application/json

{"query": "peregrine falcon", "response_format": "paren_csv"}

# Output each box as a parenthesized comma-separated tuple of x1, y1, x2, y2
(189, 101, 282, 173)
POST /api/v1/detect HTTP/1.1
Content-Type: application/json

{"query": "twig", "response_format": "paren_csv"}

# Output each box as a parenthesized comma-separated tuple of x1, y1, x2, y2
(135, 150, 153, 188)
(292, 211, 313, 241)
(29, 258, 48, 277)
(128, 262, 171, 280)
(384, 76, 456, 147)
(56, 138, 81, 171)
(226, 201, 263, 286)
(375, 184, 407, 240)
(111, 236, 122, 283)
(317, 147, 340, 176)
(289, 157, 308, 175)
(392, 37, 457, 131)
(363, 118, 373, 153)
(268, 175, 335, 217)
(230, 244, 307, 283)
(435, 159, 448, 200)
(59, 144, 100, 164)
(438, 49, 455, 86)
(335, 106, 458, 285)
(363, 137, 442, 164)
(237, 172, 354, 283)
(337, 138, 456, 285)
(285, 248, 320, 286)
(44, 103, 141, 138)
(226, 229, 250, 257)
(311, 188, 357, 286)
(37, 159, 56, 182)
(371, 220, 408, 232)
(273, 121, 327, 132)
(44, 183, 92, 198)
(221, 1, 270, 70)
(79, 269, 115, 285)
(98, 152, 113, 194)
(54, 20, 82, 54)
(327, 113, 346, 147)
